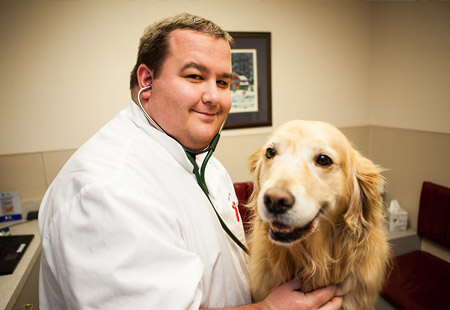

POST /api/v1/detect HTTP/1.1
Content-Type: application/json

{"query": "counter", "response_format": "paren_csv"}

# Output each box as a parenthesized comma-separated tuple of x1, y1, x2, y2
(0, 202, 41, 310)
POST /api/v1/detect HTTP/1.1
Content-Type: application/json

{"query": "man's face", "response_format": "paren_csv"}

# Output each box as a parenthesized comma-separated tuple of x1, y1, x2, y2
(147, 29, 232, 151)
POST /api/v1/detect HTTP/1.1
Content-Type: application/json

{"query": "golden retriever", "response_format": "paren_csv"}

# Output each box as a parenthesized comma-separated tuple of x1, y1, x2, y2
(247, 120, 390, 310)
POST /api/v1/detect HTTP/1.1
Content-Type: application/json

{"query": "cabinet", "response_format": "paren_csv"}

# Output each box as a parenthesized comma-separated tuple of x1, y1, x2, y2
(12, 256, 40, 310)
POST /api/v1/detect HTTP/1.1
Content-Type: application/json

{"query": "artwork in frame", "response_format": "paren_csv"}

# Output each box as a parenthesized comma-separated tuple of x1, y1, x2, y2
(224, 32, 272, 129)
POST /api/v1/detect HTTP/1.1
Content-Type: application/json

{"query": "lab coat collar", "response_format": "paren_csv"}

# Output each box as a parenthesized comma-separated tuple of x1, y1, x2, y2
(126, 99, 193, 173)
(126, 99, 222, 199)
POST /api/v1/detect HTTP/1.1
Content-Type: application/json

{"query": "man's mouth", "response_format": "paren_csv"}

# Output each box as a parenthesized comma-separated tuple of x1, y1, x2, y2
(193, 109, 218, 117)
(192, 110, 220, 124)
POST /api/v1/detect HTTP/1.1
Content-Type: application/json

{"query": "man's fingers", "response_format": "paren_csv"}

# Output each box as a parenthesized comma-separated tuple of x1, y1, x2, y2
(283, 278, 303, 291)
(319, 296, 343, 310)
(304, 285, 337, 307)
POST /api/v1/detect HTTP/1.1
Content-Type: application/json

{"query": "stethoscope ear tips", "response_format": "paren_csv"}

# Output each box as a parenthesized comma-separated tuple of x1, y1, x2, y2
(137, 85, 165, 133)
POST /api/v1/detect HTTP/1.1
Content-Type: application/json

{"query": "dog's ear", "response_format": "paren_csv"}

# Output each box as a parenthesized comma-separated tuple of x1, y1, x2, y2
(247, 149, 264, 211)
(248, 149, 263, 176)
(345, 149, 385, 233)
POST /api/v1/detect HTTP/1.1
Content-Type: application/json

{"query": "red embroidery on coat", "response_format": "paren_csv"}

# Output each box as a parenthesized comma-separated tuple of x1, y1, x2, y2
(232, 202, 240, 222)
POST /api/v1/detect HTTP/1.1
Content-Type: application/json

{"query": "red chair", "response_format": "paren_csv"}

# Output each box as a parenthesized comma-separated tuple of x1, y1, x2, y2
(381, 181, 450, 310)
(233, 182, 254, 233)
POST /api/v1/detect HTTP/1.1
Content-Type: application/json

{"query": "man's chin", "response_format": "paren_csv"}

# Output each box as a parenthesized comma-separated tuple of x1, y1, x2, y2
(180, 133, 217, 152)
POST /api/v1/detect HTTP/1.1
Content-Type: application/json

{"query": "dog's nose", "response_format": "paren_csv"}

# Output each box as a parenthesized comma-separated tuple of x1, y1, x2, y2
(263, 188, 295, 215)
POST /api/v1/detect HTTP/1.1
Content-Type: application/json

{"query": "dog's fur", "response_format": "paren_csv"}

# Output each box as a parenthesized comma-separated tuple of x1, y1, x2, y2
(247, 120, 390, 310)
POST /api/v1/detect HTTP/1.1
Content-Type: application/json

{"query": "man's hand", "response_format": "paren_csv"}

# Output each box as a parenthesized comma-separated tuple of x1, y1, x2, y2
(259, 278, 343, 310)
(202, 278, 342, 310)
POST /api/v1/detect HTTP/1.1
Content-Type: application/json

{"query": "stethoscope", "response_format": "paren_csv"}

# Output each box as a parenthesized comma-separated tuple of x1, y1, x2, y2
(137, 86, 250, 255)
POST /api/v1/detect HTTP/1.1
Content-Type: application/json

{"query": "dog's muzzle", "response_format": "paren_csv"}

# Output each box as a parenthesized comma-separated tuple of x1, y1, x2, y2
(263, 187, 322, 244)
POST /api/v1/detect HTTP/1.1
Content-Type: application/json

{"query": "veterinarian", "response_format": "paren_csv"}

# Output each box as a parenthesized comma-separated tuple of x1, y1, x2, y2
(38, 13, 343, 310)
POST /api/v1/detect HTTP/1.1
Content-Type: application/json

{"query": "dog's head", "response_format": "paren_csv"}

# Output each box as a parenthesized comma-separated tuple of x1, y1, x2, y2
(248, 120, 384, 245)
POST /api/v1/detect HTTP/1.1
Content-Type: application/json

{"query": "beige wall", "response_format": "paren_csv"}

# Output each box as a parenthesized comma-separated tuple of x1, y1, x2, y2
(369, 127, 450, 229)
(0, 150, 75, 201)
(1, 1, 449, 258)
(370, 2, 450, 134)
(0, 0, 372, 155)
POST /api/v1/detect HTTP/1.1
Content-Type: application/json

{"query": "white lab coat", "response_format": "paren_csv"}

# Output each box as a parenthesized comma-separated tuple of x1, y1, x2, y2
(38, 100, 251, 310)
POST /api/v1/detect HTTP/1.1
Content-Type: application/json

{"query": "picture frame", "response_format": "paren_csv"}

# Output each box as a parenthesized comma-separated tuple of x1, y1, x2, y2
(224, 32, 272, 129)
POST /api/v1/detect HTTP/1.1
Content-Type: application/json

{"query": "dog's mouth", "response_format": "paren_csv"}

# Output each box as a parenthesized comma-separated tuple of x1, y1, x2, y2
(268, 210, 323, 244)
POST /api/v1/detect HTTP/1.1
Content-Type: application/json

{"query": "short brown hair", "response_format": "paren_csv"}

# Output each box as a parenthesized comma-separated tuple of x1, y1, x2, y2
(129, 13, 233, 89)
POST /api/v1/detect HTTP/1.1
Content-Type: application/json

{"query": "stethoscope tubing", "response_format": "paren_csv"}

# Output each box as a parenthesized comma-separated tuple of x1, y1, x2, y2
(185, 150, 250, 255)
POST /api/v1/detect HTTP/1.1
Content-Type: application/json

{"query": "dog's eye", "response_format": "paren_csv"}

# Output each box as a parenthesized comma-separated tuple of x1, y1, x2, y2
(266, 147, 276, 159)
(316, 154, 333, 167)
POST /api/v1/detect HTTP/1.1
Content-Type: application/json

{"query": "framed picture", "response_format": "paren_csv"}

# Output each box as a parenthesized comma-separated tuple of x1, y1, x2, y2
(224, 32, 272, 129)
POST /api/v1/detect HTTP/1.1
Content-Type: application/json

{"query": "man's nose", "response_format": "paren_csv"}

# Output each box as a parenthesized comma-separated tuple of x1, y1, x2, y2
(202, 80, 220, 104)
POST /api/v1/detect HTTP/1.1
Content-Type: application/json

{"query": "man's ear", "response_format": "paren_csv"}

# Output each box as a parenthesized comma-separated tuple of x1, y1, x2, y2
(137, 64, 153, 99)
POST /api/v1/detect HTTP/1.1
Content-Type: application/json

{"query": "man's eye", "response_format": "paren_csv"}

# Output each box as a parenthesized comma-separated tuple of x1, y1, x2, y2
(187, 74, 203, 80)
(265, 147, 276, 159)
(217, 80, 230, 88)
(316, 154, 333, 167)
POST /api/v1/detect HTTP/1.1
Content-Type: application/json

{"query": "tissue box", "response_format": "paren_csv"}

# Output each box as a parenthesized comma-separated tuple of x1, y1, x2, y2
(388, 200, 408, 232)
